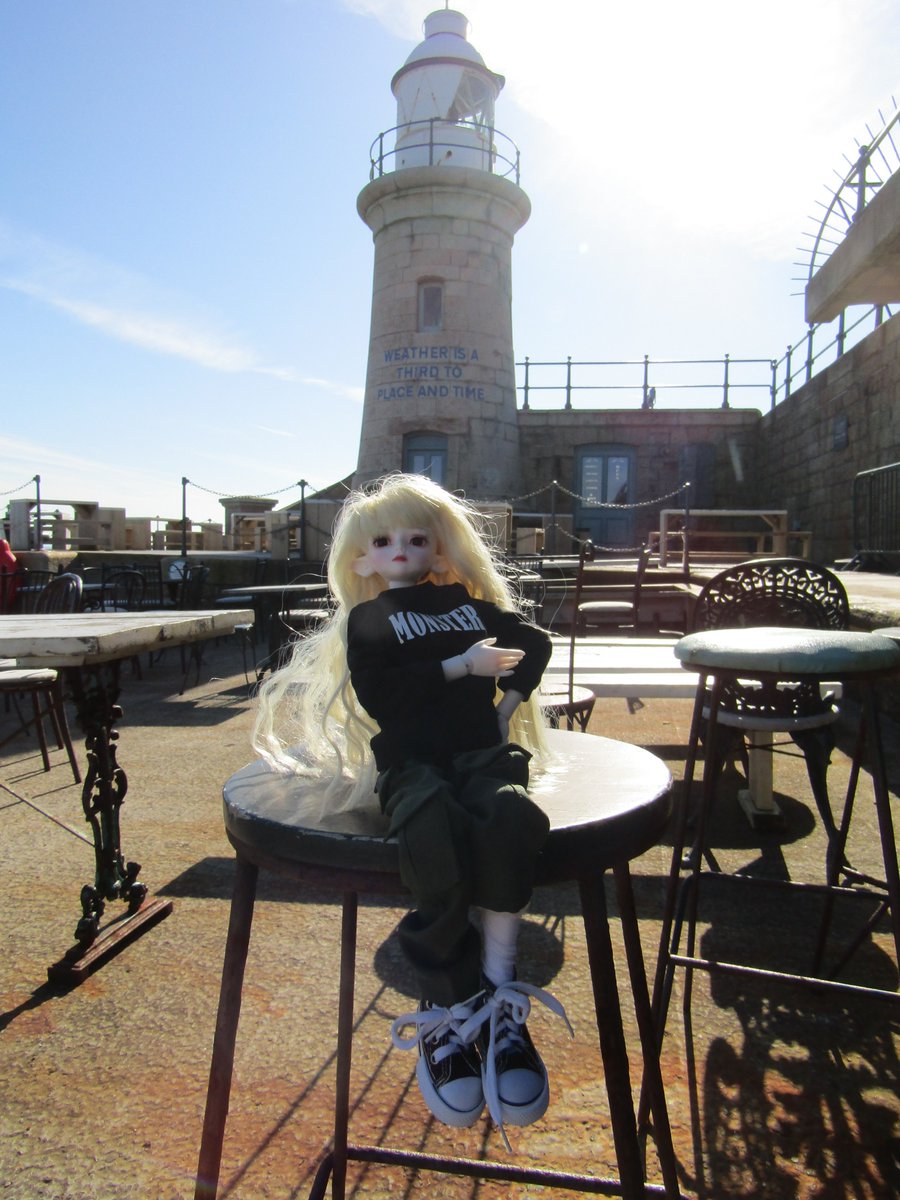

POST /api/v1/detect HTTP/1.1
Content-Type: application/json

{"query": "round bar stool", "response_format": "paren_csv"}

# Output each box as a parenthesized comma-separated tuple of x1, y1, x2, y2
(539, 682, 596, 732)
(195, 728, 683, 1200)
(652, 626, 900, 1048)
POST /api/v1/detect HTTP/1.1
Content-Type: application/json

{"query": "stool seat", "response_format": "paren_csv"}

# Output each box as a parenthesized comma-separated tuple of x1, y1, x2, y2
(224, 730, 672, 883)
(0, 666, 59, 686)
(675, 626, 900, 676)
(873, 626, 900, 644)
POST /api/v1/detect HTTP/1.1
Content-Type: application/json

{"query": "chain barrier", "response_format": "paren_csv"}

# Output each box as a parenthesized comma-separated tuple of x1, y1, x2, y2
(504, 479, 691, 510)
(185, 478, 316, 500)
(540, 523, 647, 554)
(0, 476, 39, 498)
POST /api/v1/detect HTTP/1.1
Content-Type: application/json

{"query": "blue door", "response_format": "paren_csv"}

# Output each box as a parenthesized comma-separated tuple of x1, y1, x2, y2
(575, 445, 635, 549)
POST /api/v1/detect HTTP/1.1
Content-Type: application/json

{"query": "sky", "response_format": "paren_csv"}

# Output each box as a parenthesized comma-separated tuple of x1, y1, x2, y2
(1, 0, 898, 523)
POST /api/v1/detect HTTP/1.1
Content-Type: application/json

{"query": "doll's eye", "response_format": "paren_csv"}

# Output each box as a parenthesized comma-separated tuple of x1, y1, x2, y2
(410, 535, 429, 547)
(372, 535, 390, 548)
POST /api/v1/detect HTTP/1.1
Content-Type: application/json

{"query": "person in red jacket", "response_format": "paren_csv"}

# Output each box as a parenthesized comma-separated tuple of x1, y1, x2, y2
(254, 474, 569, 1143)
(0, 539, 20, 613)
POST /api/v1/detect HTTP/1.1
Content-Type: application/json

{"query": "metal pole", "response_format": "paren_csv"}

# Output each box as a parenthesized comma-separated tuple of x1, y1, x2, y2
(721, 353, 730, 409)
(181, 477, 189, 558)
(642, 355, 650, 407)
(522, 357, 530, 411)
(769, 359, 777, 412)
(298, 480, 308, 562)
(681, 481, 692, 576)
(565, 356, 572, 411)
(33, 474, 42, 550)
(549, 480, 557, 556)
(855, 145, 870, 218)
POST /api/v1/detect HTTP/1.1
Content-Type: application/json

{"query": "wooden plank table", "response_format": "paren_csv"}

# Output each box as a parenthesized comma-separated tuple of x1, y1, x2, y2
(656, 508, 799, 567)
(544, 635, 699, 698)
(0, 608, 254, 982)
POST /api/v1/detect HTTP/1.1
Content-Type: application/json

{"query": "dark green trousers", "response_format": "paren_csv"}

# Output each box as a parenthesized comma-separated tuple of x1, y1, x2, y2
(376, 743, 550, 1006)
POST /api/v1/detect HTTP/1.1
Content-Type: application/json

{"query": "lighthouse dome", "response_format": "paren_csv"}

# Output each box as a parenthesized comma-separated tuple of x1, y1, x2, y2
(392, 8, 504, 95)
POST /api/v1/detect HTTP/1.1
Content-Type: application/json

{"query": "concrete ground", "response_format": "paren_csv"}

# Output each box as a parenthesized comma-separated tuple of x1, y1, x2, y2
(1, 638, 899, 1200)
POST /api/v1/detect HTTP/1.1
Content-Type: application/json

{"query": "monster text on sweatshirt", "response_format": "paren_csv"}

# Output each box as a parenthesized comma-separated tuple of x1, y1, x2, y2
(347, 581, 551, 771)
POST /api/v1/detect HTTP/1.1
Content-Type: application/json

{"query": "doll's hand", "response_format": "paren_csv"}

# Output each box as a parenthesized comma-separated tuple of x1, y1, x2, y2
(463, 637, 525, 678)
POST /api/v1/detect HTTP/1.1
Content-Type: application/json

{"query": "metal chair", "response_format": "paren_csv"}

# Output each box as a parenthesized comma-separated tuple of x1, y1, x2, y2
(128, 561, 166, 608)
(572, 543, 651, 637)
(538, 545, 651, 731)
(0, 573, 83, 780)
(98, 568, 146, 612)
(14, 568, 59, 612)
(688, 556, 850, 833)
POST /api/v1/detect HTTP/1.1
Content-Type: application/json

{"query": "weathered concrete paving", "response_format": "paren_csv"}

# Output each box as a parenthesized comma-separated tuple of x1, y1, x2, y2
(1, 641, 898, 1199)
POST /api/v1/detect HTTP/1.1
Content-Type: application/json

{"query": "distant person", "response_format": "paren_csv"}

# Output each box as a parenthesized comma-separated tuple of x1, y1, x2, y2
(0, 538, 20, 612)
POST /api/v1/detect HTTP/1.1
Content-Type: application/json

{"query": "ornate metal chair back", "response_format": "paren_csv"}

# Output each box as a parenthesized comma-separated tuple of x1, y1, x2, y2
(691, 557, 849, 634)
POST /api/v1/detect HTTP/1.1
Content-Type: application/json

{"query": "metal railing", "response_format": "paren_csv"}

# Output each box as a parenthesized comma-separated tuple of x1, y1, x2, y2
(774, 303, 893, 404)
(368, 119, 521, 183)
(517, 355, 777, 411)
(802, 99, 899, 288)
(517, 301, 893, 414)
(852, 460, 900, 556)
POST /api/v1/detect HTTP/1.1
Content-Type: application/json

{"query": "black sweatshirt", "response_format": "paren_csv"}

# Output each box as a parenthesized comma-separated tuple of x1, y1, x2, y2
(346, 581, 551, 771)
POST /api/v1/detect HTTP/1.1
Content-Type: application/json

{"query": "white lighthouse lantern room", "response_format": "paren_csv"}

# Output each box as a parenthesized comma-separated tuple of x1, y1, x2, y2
(391, 8, 504, 172)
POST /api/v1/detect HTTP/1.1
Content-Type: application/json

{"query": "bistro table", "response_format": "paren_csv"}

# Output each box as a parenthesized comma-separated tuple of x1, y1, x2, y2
(223, 581, 329, 672)
(0, 608, 254, 982)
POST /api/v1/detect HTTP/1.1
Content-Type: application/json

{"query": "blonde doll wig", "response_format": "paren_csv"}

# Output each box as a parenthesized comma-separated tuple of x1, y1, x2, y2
(252, 473, 549, 815)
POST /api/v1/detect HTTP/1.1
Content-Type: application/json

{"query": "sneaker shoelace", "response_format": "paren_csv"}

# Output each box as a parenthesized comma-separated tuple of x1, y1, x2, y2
(460, 980, 573, 1149)
(391, 994, 485, 1068)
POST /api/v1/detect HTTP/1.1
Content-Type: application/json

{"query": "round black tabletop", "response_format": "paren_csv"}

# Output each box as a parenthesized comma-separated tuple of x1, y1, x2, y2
(223, 728, 672, 889)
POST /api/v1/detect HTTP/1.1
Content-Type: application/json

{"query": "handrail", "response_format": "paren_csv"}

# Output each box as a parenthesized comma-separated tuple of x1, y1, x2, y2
(368, 119, 521, 183)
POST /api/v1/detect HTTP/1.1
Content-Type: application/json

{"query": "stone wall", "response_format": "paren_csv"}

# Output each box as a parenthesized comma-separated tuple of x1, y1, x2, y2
(514, 313, 899, 564)
(755, 313, 900, 564)
(517, 407, 761, 546)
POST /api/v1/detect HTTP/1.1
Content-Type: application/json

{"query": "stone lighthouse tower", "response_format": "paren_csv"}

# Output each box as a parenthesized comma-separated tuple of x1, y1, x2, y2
(355, 7, 530, 499)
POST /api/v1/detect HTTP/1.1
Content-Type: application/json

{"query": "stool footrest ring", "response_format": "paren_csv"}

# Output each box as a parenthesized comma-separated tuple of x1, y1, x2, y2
(669, 953, 900, 1005)
(311, 1144, 684, 1197)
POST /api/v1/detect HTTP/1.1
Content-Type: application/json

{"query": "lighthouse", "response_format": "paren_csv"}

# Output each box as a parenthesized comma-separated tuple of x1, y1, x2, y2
(354, 7, 531, 499)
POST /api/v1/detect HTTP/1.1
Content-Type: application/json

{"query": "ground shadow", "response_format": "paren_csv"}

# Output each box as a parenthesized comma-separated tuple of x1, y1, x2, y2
(682, 887, 900, 1198)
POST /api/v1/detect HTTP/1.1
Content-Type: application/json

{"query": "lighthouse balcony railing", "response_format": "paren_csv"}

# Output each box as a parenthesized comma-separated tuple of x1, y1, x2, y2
(369, 120, 521, 183)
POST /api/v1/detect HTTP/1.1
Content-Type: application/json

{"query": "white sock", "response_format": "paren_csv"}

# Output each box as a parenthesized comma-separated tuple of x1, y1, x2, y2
(478, 907, 524, 988)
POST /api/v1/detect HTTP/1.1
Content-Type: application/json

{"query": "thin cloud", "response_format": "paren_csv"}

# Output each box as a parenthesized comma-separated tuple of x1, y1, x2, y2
(0, 221, 294, 377)
(0, 433, 172, 500)
(298, 376, 365, 403)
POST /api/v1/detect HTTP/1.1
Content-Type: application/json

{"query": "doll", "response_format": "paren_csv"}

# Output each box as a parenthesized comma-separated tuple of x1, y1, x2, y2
(253, 474, 569, 1140)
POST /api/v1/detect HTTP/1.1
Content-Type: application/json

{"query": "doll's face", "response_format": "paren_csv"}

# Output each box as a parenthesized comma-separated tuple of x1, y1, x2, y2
(352, 526, 447, 588)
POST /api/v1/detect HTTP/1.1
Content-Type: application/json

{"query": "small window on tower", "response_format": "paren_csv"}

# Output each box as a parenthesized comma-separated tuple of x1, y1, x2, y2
(418, 282, 443, 332)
